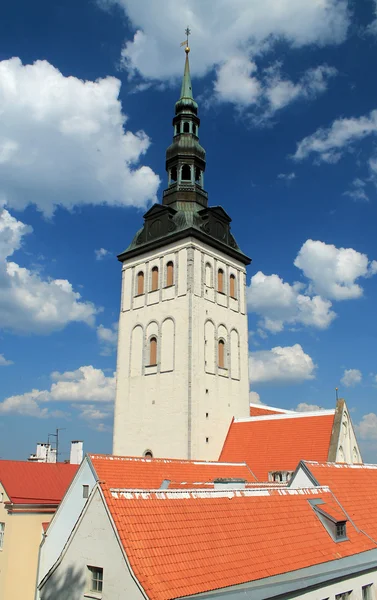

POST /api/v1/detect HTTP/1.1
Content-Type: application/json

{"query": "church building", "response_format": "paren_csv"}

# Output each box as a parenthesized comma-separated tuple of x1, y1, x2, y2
(113, 44, 251, 461)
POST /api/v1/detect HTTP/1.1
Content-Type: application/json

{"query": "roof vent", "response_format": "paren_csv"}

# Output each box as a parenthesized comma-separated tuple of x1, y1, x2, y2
(160, 479, 171, 490)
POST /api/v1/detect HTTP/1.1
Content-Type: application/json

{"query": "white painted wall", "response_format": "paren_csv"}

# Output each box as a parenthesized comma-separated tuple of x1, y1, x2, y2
(289, 466, 315, 489)
(36, 458, 96, 595)
(285, 569, 377, 600)
(113, 236, 250, 461)
(39, 488, 145, 600)
(336, 401, 362, 464)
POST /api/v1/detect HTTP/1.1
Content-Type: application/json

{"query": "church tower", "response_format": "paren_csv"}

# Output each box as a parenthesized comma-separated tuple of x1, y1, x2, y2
(113, 44, 251, 461)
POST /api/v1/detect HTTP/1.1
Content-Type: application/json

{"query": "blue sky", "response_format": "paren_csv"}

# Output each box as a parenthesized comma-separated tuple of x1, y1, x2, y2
(1, 0, 377, 462)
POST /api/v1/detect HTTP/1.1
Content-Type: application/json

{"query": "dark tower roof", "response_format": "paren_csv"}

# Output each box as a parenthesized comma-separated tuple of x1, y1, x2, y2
(118, 47, 251, 266)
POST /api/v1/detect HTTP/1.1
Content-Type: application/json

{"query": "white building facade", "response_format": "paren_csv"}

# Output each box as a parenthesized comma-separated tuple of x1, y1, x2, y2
(113, 49, 250, 461)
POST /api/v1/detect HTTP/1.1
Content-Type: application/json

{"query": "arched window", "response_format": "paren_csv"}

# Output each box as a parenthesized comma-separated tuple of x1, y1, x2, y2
(218, 339, 225, 368)
(151, 266, 159, 291)
(205, 263, 213, 287)
(166, 261, 174, 287)
(137, 271, 144, 295)
(183, 121, 190, 133)
(149, 337, 157, 366)
(144, 450, 153, 459)
(229, 274, 236, 298)
(195, 167, 201, 184)
(181, 164, 191, 181)
(192, 124, 197, 136)
(217, 269, 224, 293)
(170, 166, 177, 182)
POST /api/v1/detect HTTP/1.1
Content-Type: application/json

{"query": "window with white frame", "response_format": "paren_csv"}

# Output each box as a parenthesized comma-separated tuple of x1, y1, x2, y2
(88, 566, 103, 593)
(362, 584, 373, 600)
(83, 485, 89, 499)
(0, 523, 5, 550)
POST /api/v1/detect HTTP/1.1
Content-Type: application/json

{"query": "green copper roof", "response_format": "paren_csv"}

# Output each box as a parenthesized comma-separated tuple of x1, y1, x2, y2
(175, 52, 198, 112)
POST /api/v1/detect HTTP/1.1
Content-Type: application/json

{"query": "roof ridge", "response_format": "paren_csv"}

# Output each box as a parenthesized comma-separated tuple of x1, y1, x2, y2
(249, 403, 295, 413)
(235, 410, 335, 423)
(107, 486, 332, 499)
(89, 453, 248, 467)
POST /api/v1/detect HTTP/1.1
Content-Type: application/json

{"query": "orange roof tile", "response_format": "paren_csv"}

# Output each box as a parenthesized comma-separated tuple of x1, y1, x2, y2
(249, 404, 294, 417)
(89, 454, 257, 488)
(303, 461, 377, 542)
(0, 461, 78, 505)
(102, 486, 374, 600)
(220, 412, 335, 481)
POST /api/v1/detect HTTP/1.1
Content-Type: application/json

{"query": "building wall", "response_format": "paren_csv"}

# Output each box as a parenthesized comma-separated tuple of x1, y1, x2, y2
(335, 402, 362, 464)
(0, 483, 54, 600)
(288, 570, 377, 600)
(39, 488, 145, 600)
(37, 459, 96, 594)
(113, 236, 250, 461)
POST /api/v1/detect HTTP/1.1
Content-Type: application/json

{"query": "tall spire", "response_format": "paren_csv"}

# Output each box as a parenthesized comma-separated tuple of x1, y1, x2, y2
(180, 49, 194, 101)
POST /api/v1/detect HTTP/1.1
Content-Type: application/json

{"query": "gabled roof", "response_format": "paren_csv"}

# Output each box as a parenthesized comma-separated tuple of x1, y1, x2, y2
(249, 402, 295, 417)
(0, 461, 78, 505)
(301, 461, 377, 542)
(220, 411, 335, 481)
(102, 485, 374, 600)
(88, 454, 257, 488)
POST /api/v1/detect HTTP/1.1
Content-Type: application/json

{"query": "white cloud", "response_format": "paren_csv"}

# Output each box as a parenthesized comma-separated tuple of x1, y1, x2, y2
(0, 354, 13, 366)
(296, 402, 324, 412)
(343, 178, 369, 202)
(355, 413, 377, 440)
(294, 240, 377, 301)
(0, 366, 116, 418)
(95, 248, 111, 261)
(249, 344, 316, 384)
(104, 0, 349, 82)
(293, 109, 377, 163)
(341, 368, 362, 387)
(0, 208, 99, 334)
(278, 172, 296, 181)
(214, 56, 261, 107)
(97, 323, 118, 355)
(249, 391, 261, 404)
(0, 57, 160, 217)
(247, 271, 336, 333)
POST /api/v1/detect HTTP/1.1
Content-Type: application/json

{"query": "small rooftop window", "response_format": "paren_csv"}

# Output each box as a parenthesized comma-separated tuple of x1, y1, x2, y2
(309, 499, 348, 543)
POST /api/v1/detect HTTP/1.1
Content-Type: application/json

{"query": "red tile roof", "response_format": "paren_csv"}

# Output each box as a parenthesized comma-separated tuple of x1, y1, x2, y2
(249, 404, 294, 417)
(220, 412, 335, 481)
(0, 461, 78, 505)
(102, 486, 374, 600)
(89, 454, 257, 488)
(303, 461, 377, 542)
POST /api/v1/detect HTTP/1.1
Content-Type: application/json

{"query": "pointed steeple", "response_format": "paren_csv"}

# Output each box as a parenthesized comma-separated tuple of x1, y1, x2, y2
(175, 48, 198, 113)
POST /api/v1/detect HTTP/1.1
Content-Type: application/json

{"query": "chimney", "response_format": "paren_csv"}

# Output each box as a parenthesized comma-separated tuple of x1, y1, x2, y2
(70, 441, 83, 465)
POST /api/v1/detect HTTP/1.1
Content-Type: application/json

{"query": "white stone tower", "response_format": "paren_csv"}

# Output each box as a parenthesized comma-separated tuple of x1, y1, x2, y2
(113, 44, 251, 461)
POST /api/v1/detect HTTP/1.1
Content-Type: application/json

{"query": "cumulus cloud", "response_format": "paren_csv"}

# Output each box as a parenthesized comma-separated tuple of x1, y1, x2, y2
(249, 391, 262, 404)
(0, 58, 160, 217)
(294, 240, 377, 301)
(95, 248, 111, 261)
(249, 344, 316, 385)
(355, 413, 377, 440)
(212, 61, 336, 122)
(341, 368, 362, 387)
(295, 402, 324, 412)
(97, 323, 118, 355)
(0, 366, 116, 419)
(293, 109, 377, 163)
(247, 271, 336, 334)
(0, 208, 99, 334)
(343, 178, 369, 202)
(0, 354, 13, 366)
(278, 172, 296, 181)
(103, 0, 349, 81)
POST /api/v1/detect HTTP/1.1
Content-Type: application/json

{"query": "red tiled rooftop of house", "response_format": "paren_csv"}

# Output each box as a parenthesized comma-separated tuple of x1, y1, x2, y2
(89, 454, 257, 488)
(302, 461, 377, 542)
(220, 411, 335, 482)
(0, 460, 78, 505)
(102, 485, 374, 600)
(249, 403, 295, 417)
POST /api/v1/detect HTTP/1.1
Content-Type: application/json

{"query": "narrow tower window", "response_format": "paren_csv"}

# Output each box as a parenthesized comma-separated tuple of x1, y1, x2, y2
(217, 269, 224, 293)
(183, 121, 190, 133)
(218, 339, 225, 369)
(229, 274, 236, 298)
(151, 266, 159, 291)
(195, 167, 201, 184)
(171, 166, 177, 182)
(181, 164, 191, 181)
(205, 263, 213, 287)
(137, 271, 144, 295)
(149, 337, 157, 366)
(166, 261, 174, 287)
(192, 124, 197, 135)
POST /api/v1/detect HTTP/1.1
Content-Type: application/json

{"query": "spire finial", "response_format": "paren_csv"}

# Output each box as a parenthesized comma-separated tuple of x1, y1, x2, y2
(180, 26, 191, 54)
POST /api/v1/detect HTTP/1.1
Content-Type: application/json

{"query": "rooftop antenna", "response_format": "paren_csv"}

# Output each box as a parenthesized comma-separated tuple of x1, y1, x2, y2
(48, 428, 66, 463)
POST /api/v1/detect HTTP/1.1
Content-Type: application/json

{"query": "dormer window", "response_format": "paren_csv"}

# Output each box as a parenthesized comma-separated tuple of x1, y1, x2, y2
(336, 522, 347, 539)
(309, 499, 348, 542)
